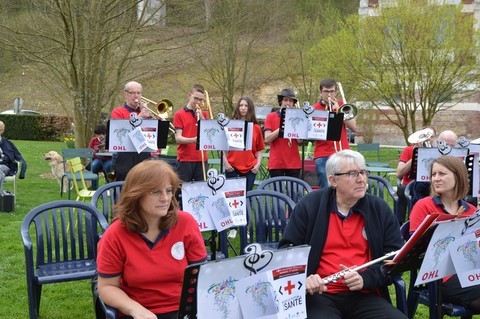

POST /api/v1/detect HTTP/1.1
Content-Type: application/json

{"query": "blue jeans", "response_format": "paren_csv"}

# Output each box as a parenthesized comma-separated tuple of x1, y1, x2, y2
(315, 156, 329, 188)
(90, 158, 112, 175)
(225, 169, 257, 192)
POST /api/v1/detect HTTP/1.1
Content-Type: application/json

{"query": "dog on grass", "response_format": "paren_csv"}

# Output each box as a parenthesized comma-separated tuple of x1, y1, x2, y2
(43, 151, 69, 193)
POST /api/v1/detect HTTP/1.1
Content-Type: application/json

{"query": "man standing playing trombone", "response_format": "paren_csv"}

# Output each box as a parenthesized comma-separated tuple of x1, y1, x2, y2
(173, 84, 209, 183)
(109, 81, 153, 181)
(313, 78, 357, 189)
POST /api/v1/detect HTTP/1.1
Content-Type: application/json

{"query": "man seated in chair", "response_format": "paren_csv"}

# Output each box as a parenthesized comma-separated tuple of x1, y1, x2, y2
(0, 121, 27, 191)
(279, 150, 406, 319)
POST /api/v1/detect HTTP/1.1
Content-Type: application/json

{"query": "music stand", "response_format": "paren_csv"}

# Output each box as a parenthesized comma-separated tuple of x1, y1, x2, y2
(105, 119, 170, 151)
(178, 244, 311, 319)
(387, 216, 439, 275)
(279, 108, 343, 180)
(178, 263, 202, 319)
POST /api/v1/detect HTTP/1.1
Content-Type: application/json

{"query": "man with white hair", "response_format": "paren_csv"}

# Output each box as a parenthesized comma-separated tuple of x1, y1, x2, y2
(0, 121, 27, 190)
(279, 150, 406, 318)
(109, 81, 153, 181)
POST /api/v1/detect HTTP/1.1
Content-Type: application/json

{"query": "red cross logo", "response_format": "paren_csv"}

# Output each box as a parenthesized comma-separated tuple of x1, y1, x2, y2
(284, 280, 295, 295)
(146, 133, 152, 139)
(231, 199, 240, 208)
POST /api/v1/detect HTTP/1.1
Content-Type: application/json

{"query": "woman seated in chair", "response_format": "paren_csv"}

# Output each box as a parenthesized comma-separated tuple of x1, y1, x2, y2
(409, 156, 480, 312)
(97, 160, 208, 319)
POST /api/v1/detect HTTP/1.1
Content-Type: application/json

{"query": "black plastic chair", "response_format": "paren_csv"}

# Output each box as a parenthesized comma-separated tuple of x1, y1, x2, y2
(239, 189, 295, 254)
(357, 143, 389, 167)
(404, 181, 414, 214)
(367, 175, 399, 219)
(21, 200, 108, 319)
(91, 181, 124, 223)
(257, 176, 312, 205)
(400, 221, 476, 319)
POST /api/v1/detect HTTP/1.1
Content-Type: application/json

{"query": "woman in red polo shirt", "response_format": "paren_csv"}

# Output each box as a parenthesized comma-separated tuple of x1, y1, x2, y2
(223, 96, 265, 191)
(409, 156, 480, 312)
(97, 160, 207, 319)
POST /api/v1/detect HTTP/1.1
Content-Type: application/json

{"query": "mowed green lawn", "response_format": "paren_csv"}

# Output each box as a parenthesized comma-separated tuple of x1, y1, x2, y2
(3, 140, 475, 318)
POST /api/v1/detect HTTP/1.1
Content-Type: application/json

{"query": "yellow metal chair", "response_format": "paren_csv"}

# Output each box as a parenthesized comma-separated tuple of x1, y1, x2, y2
(67, 157, 96, 202)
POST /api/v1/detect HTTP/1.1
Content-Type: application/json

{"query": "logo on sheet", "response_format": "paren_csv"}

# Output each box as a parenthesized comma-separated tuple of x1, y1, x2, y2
(171, 242, 185, 260)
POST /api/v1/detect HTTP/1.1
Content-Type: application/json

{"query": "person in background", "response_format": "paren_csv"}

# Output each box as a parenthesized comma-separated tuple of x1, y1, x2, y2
(173, 84, 209, 183)
(109, 81, 153, 181)
(88, 124, 112, 184)
(411, 129, 458, 207)
(223, 96, 265, 191)
(436, 130, 458, 148)
(264, 88, 302, 178)
(279, 150, 406, 319)
(395, 127, 436, 224)
(0, 121, 27, 191)
(409, 155, 480, 312)
(97, 160, 207, 319)
(313, 78, 357, 189)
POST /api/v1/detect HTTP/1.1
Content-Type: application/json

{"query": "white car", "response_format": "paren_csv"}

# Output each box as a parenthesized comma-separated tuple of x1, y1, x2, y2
(0, 109, 40, 115)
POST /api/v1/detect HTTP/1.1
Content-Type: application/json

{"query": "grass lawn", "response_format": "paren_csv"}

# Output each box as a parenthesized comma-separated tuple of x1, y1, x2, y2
(3, 140, 476, 318)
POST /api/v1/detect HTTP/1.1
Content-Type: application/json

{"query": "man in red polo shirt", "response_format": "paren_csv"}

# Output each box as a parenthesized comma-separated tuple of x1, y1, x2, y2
(279, 150, 406, 319)
(264, 88, 302, 178)
(173, 84, 209, 182)
(313, 78, 357, 188)
(109, 81, 153, 181)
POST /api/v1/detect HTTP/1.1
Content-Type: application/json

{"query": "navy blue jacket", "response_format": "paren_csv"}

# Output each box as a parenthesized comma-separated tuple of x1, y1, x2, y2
(0, 137, 27, 178)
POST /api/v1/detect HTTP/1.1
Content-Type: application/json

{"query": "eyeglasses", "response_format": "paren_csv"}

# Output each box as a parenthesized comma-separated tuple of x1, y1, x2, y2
(321, 90, 336, 94)
(334, 170, 370, 178)
(125, 91, 142, 95)
(150, 187, 174, 197)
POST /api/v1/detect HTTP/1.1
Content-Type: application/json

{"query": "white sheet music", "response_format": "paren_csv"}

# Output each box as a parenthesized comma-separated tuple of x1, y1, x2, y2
(197, 244, 311, 319)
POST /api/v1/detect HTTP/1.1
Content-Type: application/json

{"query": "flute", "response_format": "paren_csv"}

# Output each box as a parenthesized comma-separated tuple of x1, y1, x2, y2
(322, 250, 399, 285)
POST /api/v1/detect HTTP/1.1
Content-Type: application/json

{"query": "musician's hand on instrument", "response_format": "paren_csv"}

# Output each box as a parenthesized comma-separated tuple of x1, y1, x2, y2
(195, 103, 206, 120)
(138, 107, 152, 119)
(327, 97, 340, 112)
(306, 274, 327, 295)
(340, 264, 363, 291)
(331, 99, 340, 112)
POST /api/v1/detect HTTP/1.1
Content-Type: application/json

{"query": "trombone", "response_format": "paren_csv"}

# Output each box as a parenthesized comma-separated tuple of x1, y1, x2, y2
(337, 82, 357, 121)
(135, 97, 176, 134)
(136, 97, 173, 120)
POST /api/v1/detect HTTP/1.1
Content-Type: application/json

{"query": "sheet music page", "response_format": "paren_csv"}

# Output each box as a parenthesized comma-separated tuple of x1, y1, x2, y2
(197, 245, 310, 319)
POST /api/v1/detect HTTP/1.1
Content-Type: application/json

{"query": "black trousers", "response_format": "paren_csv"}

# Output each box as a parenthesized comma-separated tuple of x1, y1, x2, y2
(269, 168, 301, 179)
(306, 292, 407, 319)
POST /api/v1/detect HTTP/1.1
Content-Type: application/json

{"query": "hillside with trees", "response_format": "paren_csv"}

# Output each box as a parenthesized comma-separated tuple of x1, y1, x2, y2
(0, 0, 478, 145)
